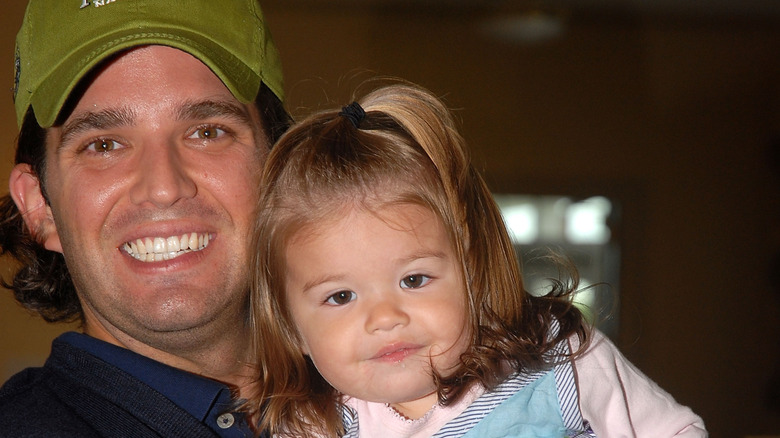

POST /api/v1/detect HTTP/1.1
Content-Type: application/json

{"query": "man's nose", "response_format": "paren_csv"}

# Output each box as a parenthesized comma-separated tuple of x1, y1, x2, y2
(129, 141, 197, 207)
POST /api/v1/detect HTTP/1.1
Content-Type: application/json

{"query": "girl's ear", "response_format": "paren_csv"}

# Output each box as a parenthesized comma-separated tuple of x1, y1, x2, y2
(8, 163, 63, 253)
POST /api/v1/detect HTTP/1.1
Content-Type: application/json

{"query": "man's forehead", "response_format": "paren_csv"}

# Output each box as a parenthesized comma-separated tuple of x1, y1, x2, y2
(56, 46, 249, 125)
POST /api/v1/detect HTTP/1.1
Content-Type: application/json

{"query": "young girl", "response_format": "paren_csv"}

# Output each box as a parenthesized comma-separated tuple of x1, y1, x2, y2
(248, 82, 706, 437)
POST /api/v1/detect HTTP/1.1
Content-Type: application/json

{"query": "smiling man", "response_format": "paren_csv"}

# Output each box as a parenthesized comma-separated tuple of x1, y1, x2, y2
(0, 1, 290, 436)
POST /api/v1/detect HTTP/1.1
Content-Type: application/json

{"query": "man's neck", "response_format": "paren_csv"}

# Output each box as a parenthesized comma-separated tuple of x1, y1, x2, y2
(83, 318, 256, 396)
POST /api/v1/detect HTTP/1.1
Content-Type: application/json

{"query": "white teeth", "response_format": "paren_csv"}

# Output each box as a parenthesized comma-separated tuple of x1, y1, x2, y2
(122, 232, 211, 262)
(166, 236, 180, 252)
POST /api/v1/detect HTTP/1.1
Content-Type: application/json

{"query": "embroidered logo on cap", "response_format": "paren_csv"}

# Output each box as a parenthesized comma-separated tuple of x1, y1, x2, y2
(81, 0, 119, 8)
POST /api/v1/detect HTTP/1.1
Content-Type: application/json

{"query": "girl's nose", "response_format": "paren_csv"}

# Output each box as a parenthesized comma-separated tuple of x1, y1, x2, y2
(364, 296, 410, 333)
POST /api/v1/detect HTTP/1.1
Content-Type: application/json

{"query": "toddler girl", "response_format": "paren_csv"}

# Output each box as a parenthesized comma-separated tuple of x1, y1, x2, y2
(248, 82, 706, 437)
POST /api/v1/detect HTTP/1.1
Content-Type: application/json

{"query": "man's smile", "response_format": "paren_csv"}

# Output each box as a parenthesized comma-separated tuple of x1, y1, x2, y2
(122, 232, 211, 262)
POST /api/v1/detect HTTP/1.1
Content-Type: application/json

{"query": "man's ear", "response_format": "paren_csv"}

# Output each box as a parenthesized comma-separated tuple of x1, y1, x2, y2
(8, 163, 62, 253)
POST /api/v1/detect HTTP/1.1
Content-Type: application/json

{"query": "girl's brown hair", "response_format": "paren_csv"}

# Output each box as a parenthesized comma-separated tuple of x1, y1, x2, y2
(248, 81, 588, 436)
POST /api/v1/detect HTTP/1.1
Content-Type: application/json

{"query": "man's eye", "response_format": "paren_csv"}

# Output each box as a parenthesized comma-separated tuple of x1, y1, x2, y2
(86, 139, 121, 153)
(325, 290, 357, 306)
(192, 126, 225, 139)
(400, 274, 430, 289)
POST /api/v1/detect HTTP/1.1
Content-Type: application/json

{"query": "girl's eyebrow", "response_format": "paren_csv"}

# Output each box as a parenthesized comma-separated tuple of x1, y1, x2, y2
(397, 250, 449, 265)
(297, 251, 449, 294)
(300, 274, 347, 295)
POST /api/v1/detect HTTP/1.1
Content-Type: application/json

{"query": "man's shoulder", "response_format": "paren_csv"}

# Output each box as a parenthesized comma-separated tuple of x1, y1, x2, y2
(0, 368, 42, 406)
(0, 337, 92, 412)
(0, 365, 57, 408)
(0, 366, 43, 399)
(0, 365, 100, 437)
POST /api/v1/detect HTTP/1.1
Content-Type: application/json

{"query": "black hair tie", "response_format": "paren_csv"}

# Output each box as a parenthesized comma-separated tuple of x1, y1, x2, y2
(339, 102, 366, 128)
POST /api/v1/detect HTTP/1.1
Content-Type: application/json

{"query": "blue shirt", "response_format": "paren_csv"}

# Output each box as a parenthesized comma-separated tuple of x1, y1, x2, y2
(60, 332, 255, 438)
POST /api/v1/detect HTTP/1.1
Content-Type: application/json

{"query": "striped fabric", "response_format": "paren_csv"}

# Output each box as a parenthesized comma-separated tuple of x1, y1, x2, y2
(431, 367, 559, 437)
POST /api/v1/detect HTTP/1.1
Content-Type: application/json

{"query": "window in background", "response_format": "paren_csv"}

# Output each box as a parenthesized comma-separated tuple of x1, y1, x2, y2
(494, 194, 620, 339)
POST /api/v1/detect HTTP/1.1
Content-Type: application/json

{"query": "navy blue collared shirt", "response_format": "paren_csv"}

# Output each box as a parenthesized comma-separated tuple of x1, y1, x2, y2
(60, 332, 255, 438)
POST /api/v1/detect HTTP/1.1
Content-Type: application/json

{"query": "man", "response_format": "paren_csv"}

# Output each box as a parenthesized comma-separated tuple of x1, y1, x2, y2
(0, 1, 290, 436)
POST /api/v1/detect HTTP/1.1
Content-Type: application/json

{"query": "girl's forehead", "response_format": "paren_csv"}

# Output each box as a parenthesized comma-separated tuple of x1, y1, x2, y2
(290, 199, 441, 241)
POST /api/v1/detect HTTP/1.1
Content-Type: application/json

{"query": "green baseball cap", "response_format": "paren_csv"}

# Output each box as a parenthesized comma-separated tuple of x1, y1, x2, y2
(13, 0, 284, 128)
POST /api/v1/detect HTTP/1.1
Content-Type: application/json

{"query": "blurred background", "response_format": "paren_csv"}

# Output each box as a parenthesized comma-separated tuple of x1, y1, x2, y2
(1, 1, 778, 436)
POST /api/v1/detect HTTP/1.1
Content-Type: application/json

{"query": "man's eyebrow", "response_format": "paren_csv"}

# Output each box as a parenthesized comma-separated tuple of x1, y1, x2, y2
(58, 100, 252, 146)
(60, 107, 136, 146)
(176, 99, 251, 124)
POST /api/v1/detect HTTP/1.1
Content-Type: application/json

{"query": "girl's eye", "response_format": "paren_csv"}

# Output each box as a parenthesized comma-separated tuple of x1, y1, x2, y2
(191, 126, 226, 139)
(86, 139, 121, 153)
(325, 290, 357, 306)
(400, 274, 431, 289)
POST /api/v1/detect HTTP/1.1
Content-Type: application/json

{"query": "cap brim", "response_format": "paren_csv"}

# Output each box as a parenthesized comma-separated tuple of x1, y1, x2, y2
(30, 28, 261, 128)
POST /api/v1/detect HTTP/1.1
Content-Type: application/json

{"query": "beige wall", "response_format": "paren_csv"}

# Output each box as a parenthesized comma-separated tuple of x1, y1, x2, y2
(1, 2, 778, 437)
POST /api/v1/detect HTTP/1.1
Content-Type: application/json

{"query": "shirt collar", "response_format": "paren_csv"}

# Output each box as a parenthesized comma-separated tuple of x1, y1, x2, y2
(58, 331, 225, 421)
